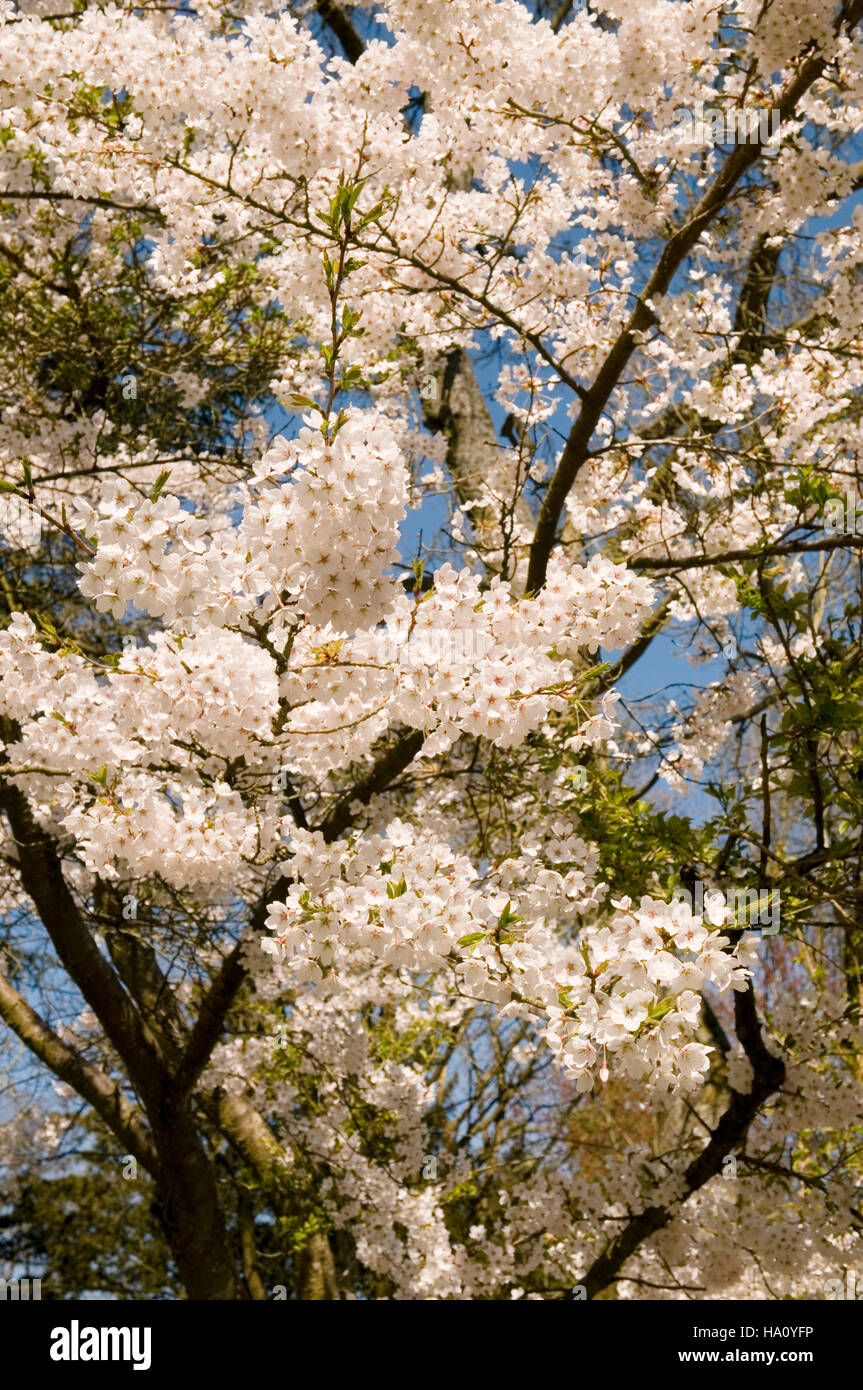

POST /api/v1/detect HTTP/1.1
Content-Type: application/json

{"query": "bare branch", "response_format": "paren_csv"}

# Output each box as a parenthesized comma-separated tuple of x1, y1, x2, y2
(0, 958, 158, 1171)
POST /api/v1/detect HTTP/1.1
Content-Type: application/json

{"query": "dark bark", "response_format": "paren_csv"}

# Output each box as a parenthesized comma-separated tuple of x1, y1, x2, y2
(525, 0, 863, 595)
(0, 778, 240, 1299)
(565, 985, 785, 1299)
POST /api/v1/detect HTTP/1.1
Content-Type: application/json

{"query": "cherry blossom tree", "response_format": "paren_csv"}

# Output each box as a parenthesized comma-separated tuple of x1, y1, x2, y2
(1, 0, 863, 1300)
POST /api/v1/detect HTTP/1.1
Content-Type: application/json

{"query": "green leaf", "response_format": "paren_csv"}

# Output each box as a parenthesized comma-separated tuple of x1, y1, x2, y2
(496, 900, 523, 932)
(330, 408, 350, 438)
(357, 201, 386, 228)
(150, 469, 171, 503)
(287, 393, 321, 413)
(576, 660, 611, 685)
(646, 996, 675, 1022)
(386, 875, 408, 899)
(344, 178, 367, 217)
(457, 932, 486, 950)
(341, 306, 362, 335)
(338, 364, 364, 392)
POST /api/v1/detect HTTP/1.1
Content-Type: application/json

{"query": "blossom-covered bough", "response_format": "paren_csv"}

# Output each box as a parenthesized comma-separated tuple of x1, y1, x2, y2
(0, 0, 862, 1300)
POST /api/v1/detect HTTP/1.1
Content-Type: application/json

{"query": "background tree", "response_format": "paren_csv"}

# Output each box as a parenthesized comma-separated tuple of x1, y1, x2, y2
(1, 0, 863, 1301)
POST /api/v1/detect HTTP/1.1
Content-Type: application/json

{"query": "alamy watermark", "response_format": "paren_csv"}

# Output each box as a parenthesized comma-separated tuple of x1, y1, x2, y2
(672, 879, 780, 935)
(0, 1276, 41, 1300)
(823, 1270, 862, 1299)
(0, 494, 41, 548)
(386, 628, 495, 669)
(823, 493, 863, 535)
(49, 1321, 152, 1371)
(670, 103, 781, 147)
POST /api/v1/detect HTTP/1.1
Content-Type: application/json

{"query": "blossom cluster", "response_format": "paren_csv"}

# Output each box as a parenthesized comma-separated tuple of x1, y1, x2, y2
(263, 824, 753, 1093)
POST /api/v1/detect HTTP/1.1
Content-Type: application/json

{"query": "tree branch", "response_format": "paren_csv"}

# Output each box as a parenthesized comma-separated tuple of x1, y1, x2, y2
(0, 958, 158, 1171)
(317, 727, 425, 843)
(568, 984, 785, 1299)
(0, 779, 168, 1086)
(630, 533, 863, 573)
(316, 0, 364, 64)
(526, 0, 863, 594)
